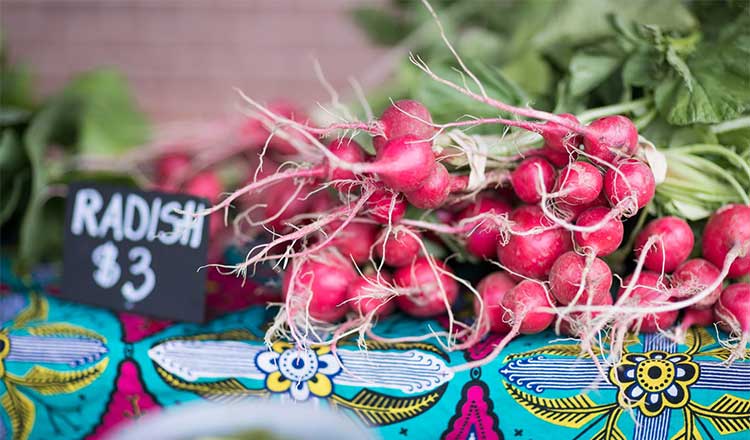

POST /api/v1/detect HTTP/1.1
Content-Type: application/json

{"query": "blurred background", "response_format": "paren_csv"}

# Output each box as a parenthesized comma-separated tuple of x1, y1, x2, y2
(2, 0, 387, 122)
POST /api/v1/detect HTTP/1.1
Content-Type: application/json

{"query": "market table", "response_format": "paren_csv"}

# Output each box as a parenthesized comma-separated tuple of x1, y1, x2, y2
(1, 258, 748, 440)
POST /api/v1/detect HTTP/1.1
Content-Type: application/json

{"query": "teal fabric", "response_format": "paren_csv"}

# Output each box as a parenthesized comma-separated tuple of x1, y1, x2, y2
(1, 259, 748, 440)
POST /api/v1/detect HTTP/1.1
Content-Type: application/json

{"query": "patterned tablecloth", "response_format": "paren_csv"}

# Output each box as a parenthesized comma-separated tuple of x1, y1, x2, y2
(1, 258, 748, 440)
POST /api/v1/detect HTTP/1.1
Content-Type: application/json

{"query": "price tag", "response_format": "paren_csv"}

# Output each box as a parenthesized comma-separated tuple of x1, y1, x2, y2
(61, 183, 210, 322)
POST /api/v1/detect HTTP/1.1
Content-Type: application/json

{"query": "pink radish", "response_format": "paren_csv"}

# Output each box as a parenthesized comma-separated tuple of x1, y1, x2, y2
(457, 196, 512, 258)
(557, 191, 608, 222)
(677, 307, 714, 336)
(634, 216, 694, 273)
(549, 251, 613, 305)
(325, 138, 366, 181)
(501, 280, 556, 334)
(497, 205, 572, 279)
(373, 100, 438, 152)
(702, 204, 750, 278)
(618, 271, 678, 333)
(510, 157, 555, 204)
(365, 188, 407, 224)
(262, 101, 312, 155)
(185, 171, 222, 203)
(553, 161, 603, 205)
(264, 179, 315, 230)
(185, 171, 224, 235)
(671, 258, 723, 309)
(156, 152, 191, 185)
(328, 221, 378, 265)
(405, 162, 451, 209)
(374, 135, 436, 192)
(282, 255, 355, 322)
(475, 272, 516, 333)
(714, 283, 750, 361)
(583, 115, 639, 163)
(603, 159, 655, 212)
(542, 113, 582, 152)
(375, 227, 421, 267)
(574, 206, 624, 256)
(537, 146, 574, 168)
(394, 257, 459, 318)
(346, 273, 395, 317)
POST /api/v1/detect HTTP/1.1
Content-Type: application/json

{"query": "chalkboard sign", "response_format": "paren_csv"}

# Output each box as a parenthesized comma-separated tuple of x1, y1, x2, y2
(61, 183, 210, 322)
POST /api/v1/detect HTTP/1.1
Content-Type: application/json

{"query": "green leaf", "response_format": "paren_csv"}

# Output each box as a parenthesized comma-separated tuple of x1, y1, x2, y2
(568, 49, 623, 97)
(0, 169, 29, 225)
(655, 16, 750, 125)
(351, 7, 409, 46)
(0, 63, 35, 110)
(0, 129, 26, 173)
(65, 70, 150, 155)
(0, 107, 32, 126)
(622, 49, 662, 88)
(501, 51, 553, 98)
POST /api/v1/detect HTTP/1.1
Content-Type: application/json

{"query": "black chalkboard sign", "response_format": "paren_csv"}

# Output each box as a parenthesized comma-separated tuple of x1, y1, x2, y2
(61, 183, 210, 322)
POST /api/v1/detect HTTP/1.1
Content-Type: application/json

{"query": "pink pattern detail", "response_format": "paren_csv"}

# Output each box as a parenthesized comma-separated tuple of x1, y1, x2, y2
(87, 360, 160, 439)
(120, 313, 172, 343)
(443, 382, 501, 440)
(465, 334, 503, 361)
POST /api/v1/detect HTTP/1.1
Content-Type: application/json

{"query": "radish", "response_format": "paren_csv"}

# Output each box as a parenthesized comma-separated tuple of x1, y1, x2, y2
(542, 113, 582, 152)
(671, 258, 723, 309)
(346, 273, 395, 317)
(365, 188, 407, 224)
(553, 162, 603, 206)
(501, 280, 556, 335)
(328, 221, 378, 265)
(510, 157, 555, 204)
(394, 257, 459, 318)
(634, 216, 694, 273)
(537, 146, 574, 168)
(701, 204, 750, 278)
(264, 179, 315, 230)
(185, 171, 223, 203)
(475, 272, 516, 333)
(282, 254, 355, 322)
(262, 101, 312, 155)
(556, 191, 608, 222)
(714, 283, 750, 361)
(453, 279, 555, 372)
(372, 100, 438, 152)
(374, 135, 436, 192)
(674, 306, 714, 343)
(583, 115, 639, 163)
(497, 205, 572, 279)
(325, 138, 366, 181)
(457, 195, 512, 258)
(573, 206, 624, 256)
(549, 251, 612, 306)
(156, 152, 191, 186)
(603, 159, 655, 212)
(618, 271, 678, 333)
(375, 227, 421, 267)
(405, 162, 451, 209)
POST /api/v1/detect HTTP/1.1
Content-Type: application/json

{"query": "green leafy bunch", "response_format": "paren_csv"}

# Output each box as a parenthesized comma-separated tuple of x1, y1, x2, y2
(0, 39, 149, 269)
(353, 0, 750, 219)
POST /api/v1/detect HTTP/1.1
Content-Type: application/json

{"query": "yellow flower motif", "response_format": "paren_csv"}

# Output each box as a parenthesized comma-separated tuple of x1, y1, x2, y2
(0, 332, 9, 377)
(257, 342, 341, 400)
(610, 350, 699, 417)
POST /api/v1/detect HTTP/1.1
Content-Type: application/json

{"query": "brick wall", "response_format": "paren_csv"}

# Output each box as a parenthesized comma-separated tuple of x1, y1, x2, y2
(1, 0, 387, 122)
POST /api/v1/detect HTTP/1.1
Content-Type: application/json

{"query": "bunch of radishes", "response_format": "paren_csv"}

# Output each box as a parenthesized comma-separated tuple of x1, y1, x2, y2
(183, 84, 749, 368)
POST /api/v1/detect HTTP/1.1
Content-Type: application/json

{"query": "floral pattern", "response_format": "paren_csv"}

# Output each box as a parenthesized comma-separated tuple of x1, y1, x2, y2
(501, 329, 750, 440)
(255, 342, 341, 401)
(611, 351, 699, 417)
